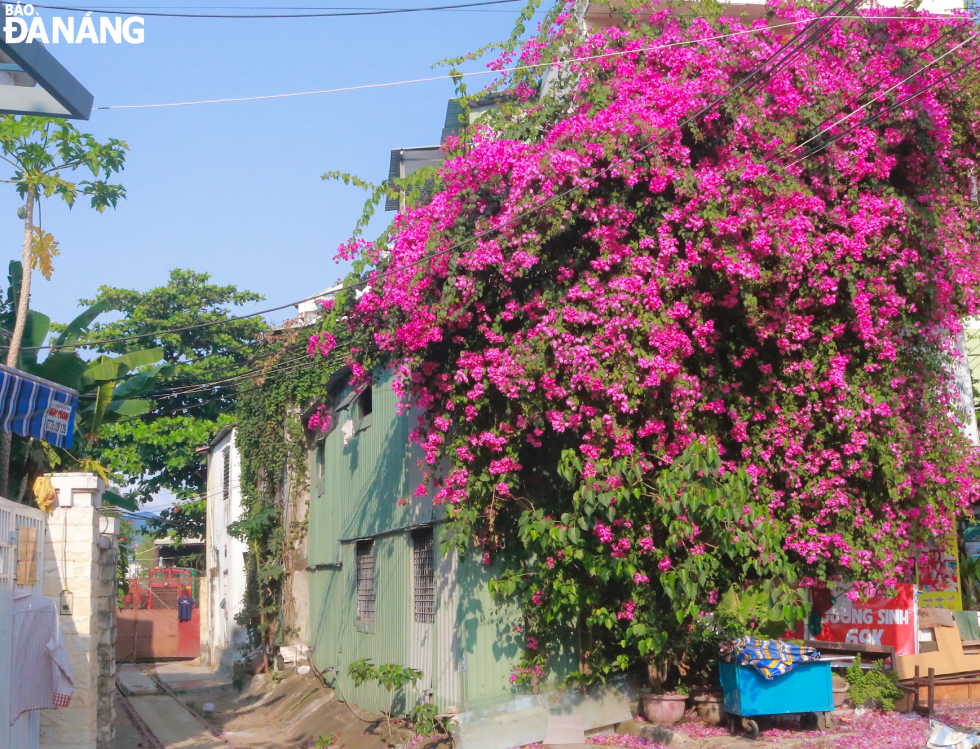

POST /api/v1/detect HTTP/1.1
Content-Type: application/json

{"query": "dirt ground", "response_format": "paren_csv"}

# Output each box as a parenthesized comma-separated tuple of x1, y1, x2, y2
(164, 669, 451, 749)
(117, 664, 976, 749)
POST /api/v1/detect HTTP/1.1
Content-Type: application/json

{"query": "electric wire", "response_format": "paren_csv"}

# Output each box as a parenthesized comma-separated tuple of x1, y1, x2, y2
(16, 294, 320, 351)
(286, 0, 861, 299)
(54, 2, 865, 360)
(18, 9, 967, 355)
(338, 5, 979, 302)
(787, 47, 980, 168)
(76, 352, 313, 400)
(101, 353, 340, 415)
(90, 14, 964, 110)
(787, 27, 980, 163)
(151, 356, 317, 398)
(30, 0, 525, 18)
(804, 17, 973, 137)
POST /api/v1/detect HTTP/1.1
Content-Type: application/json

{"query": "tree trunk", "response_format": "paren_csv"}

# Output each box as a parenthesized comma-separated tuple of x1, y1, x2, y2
(0, 187, 36, 497)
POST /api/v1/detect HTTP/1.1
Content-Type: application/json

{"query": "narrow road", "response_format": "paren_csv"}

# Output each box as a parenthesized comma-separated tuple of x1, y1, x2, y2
(116, 683, 227, 749)
(116, 661, 233, 748)
(128, 695, 226, 748)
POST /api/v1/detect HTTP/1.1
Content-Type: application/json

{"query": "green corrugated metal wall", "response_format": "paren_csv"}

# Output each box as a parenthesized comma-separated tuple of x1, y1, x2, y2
(307, 368, 573, 713)
(456, 555, 522, 710)
(309, 537, 415, 712)
(309, 537, 532, 713)
(308, 367, 432, 568)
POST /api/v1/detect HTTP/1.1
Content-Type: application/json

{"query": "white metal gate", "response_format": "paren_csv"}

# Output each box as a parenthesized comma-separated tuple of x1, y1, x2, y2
(0, 495, 46, 749)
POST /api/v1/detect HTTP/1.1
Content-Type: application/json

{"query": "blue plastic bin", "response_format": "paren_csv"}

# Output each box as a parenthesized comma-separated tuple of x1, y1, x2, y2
(719, 660, 835, 737)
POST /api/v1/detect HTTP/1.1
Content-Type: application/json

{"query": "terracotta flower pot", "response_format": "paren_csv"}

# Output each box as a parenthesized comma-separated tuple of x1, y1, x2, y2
(832, 675, 848, 708)
(641, 693, 687, 725)
(693, 693, 726, 727)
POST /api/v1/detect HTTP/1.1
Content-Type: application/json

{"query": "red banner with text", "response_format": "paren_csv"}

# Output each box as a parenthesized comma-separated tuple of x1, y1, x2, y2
(805, 583, 917, 656)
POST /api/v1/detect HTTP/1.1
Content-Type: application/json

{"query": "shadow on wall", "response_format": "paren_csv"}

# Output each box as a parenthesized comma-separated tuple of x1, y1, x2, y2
(457, 557, 521, 710)
(338, 375, 435, 543)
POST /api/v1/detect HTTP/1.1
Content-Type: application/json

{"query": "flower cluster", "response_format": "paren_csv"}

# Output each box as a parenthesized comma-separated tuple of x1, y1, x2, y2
(307, 404, 332, 433)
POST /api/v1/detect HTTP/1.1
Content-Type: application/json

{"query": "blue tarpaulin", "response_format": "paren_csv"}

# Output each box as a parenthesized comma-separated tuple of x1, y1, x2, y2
(0, 364, 77, 449)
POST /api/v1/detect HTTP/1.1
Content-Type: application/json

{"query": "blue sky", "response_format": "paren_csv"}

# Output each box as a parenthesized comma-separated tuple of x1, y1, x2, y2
(2, 1, 536, 326)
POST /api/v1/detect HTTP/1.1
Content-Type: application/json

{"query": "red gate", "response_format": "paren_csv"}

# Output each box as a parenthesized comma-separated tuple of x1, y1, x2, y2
(117, 568, 200, 661)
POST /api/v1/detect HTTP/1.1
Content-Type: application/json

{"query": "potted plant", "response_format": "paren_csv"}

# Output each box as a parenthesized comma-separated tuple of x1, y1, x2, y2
(692, 688, 725, 727)
(640, 678, 689, 725)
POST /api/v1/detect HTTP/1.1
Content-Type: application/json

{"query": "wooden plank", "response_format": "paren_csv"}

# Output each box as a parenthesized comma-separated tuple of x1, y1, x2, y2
(15, 526, 36, 586)
(805, 640, 896, 656)
(896, 626, 980, 679)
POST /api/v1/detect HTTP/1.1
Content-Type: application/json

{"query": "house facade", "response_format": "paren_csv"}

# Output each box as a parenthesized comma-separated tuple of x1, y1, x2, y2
(306, 366, 573, 714)
(202, 425, 249, 671)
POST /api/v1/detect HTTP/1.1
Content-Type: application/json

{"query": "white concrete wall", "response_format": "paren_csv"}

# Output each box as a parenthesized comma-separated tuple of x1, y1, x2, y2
(204, 429, 249, 671)
(41, 473, 118, 749)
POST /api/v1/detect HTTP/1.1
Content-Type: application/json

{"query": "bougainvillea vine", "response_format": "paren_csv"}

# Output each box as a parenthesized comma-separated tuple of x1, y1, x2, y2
(313, 1, 980, 683)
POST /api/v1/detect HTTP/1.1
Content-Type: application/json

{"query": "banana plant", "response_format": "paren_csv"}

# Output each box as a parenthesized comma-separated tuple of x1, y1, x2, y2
(0, 262, 173, 497)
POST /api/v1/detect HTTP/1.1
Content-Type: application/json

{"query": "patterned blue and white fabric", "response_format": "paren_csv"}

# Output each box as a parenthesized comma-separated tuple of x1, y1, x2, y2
(0, 365, 77, 449)
(726, 636, 822, 680)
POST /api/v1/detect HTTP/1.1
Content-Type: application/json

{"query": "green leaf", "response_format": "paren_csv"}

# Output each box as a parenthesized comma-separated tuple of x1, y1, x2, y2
(54, 300, 108, 347)
(105, 398, 152, 416)
(102, 489, 137, 511)
(115, 347, 165, 370)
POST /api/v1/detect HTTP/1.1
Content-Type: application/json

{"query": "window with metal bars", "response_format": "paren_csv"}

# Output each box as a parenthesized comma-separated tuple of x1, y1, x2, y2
(222, 448, 231, 503)
(356, 541, 376, 622)
(413, 528, 435, 623)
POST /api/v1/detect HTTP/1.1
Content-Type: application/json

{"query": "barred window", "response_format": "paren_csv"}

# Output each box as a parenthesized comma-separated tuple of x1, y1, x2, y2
(222, 448, 231, 503)
(413, 528, 435, 623)
(356, 541, 376, 622)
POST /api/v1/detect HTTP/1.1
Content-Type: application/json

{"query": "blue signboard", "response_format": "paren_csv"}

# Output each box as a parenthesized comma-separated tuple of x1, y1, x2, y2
(0, 364, 77, 449)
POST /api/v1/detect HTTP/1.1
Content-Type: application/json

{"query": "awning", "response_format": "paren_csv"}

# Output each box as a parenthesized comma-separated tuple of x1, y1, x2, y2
(334, 386, 365, 413)
(0, 364, 78, 449)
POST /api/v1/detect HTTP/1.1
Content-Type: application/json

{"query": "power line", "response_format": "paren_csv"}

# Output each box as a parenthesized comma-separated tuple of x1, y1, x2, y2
(804, 17, 973, 137)
(152, 355, 316, 398)
(17, 295, 318, 351)
(791, 28, 980, 158)
(102, 354, 338, 416)
(788, 45, 980, 168)
(75, 349, 309, 399)
(20, 9, 959, 358)
(31, 0, 524, 17)
(61, 2, 517, 7)
(104, 2, 864, 338)
(91, 15, 959, 110)
(344, 2, 980, 305)
(278, 0, 863, 302)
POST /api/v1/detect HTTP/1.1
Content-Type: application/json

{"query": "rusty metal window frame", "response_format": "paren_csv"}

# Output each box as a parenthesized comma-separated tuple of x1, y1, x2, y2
(412, 528, 435, 624)
(356, 540, 376, 622)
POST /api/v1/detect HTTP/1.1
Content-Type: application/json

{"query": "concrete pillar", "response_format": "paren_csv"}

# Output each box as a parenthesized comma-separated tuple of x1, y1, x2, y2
(40, 473, 118, 749)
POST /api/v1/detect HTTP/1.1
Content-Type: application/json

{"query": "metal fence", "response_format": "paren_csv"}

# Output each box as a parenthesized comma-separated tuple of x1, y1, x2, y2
(117, 569, 201, 661)
(119, 570, 201, 610)
(0, 495, 46, 749)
